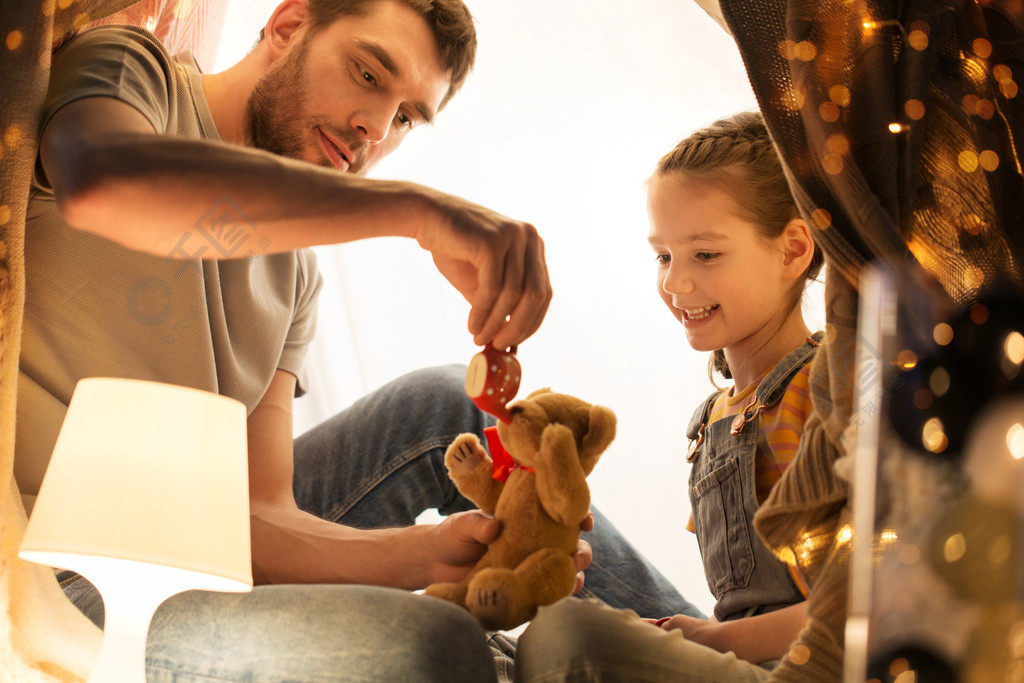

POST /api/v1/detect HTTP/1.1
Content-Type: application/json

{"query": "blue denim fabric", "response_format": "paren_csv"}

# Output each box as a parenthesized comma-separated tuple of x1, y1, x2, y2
(147, 586, 497, 682)
(292, 365, 704, 621)
(59, 572, 496, 682)
(516, 598, 774, 682)
(62, 365, 701, 680)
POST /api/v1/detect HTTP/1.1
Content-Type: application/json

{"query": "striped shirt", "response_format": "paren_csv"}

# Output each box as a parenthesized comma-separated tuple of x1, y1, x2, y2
(708, 362, 813, 505)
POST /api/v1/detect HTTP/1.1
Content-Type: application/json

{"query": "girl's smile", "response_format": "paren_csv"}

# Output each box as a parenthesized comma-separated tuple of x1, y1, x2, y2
(680, 304, 719, 323)
(647, 173, 814, 389)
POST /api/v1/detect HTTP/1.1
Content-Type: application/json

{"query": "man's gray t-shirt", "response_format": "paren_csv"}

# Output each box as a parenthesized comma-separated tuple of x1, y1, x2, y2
(17, 25, 323, 510)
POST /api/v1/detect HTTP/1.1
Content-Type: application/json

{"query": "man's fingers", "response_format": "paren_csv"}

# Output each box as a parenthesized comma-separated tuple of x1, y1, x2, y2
(443, 510, 500, 545)
(572, 538, 592, 573)
(488, 230, 551, 349)
(571, 538, 592, 595)
(472, 224, 550, 348)
(471, 225, 528, 345)
(579, 511, 595, 533)
(465, 245, 502, 339)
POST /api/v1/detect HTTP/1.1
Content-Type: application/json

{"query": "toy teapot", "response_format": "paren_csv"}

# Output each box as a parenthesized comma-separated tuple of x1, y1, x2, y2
(465, 344, 521, 423)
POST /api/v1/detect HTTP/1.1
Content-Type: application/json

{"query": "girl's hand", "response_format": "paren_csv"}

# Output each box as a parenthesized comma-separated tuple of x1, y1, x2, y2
(654, 614, 717, 644)
(645, 603, 807, 664)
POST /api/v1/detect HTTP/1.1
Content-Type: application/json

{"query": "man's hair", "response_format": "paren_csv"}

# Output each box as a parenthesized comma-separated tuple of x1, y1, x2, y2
(264, 0, 476, 110)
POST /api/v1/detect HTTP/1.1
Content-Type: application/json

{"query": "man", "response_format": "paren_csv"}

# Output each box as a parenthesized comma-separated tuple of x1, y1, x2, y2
(20, 0, 697, 679)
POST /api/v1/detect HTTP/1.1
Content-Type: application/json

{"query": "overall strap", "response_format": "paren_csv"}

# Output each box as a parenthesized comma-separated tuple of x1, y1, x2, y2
(686, 389, 723, 462)
(687, 390, 722, 441)
(754, 331, 824, 409)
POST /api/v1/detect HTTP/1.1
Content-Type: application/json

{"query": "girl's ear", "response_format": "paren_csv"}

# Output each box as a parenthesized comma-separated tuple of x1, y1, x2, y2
(263, 0, 310, 61)
(779, 218, 815, 279)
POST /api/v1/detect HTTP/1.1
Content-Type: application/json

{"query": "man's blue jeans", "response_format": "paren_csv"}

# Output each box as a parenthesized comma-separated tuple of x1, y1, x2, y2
(65, 365, 702, 681)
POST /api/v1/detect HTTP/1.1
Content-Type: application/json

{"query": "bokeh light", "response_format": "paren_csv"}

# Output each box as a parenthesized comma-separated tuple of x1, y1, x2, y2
(923, 417, 948, 453)
(905, 99, 926, 120)
(1007, 423, 1024, 460)
(896, 349, 919, 370)
(933, 323, 954, 346)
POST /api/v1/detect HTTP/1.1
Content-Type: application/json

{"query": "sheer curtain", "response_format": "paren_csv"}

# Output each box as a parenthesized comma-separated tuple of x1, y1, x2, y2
(213, 0, 809, 615)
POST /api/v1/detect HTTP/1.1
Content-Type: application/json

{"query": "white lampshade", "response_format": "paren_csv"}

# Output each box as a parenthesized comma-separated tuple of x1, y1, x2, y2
(20, 377, 253, 682)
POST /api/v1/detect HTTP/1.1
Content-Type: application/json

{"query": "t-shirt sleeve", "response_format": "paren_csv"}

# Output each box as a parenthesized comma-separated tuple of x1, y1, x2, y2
(279, 248, 323, 397)
(35, 26, 173, 189)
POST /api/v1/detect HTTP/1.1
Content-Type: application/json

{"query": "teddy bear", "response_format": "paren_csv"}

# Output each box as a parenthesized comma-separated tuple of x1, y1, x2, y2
(423, 388, 616, 631)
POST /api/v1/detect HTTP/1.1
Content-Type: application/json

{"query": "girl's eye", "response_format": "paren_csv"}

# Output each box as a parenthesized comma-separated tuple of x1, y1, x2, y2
(654, 253, 671, 265)
(396, 112, 413, 128)
(696, 252, 720, 263)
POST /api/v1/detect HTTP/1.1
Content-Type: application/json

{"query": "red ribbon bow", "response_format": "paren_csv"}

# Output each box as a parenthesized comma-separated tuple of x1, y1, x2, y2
(484, 426, 534, 481)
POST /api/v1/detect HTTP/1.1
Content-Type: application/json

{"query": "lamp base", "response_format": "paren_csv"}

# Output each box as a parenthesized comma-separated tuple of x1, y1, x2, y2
(18, 554, 252, 683)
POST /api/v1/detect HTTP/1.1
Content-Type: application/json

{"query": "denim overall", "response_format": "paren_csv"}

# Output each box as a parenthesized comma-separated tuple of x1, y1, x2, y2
(685, 332, 823, 622)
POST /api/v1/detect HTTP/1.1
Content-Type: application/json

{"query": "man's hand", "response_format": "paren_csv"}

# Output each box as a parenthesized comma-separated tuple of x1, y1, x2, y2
(413, 190, 552, 350)
(423, 510, 501, 584)
(425, 509, 593, 592)
(572, 511, 595, 593)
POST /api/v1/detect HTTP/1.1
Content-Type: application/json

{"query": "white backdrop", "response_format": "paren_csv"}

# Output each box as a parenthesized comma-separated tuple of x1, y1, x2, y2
(214, 0, 824, 616)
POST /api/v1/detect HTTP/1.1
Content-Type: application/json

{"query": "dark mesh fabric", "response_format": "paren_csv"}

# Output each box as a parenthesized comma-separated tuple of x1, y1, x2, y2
(722, 0, 1024, 300)
(716, 2, 1024, 679)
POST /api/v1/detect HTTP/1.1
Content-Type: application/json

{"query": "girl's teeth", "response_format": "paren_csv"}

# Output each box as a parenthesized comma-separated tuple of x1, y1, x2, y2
(686, 305, 716, 320)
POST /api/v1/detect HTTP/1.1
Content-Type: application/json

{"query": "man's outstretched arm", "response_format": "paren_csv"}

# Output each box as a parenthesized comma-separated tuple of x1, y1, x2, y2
(39, 97, 550, 349)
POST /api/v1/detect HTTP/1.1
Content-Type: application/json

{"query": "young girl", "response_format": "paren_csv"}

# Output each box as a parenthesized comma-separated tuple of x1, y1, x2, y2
(515, 112, 825, 681)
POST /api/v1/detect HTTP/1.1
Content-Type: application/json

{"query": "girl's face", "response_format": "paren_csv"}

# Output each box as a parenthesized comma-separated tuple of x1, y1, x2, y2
(647, 174, 795, 356)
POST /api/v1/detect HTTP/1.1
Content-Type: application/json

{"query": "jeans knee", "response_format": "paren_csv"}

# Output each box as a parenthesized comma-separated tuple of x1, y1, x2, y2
(389, 364, 492, 432)
(519, 598, 605, 661)
(405, 595, 498, 681)
(396, 364, 469, 404)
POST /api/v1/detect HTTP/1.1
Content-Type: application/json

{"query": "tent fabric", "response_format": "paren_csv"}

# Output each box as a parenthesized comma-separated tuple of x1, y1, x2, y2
(0, 2, 226, 679)
(85, 0, 229, 71)
(716, 0, 1024, 679)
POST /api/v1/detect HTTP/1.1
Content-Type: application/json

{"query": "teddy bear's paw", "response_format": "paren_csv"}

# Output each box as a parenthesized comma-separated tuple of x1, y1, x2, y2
(468, 570, 535, 631)
(446, 434, 489, 477)
(470, 586, 510, 630)
(423, 582, 469, 608)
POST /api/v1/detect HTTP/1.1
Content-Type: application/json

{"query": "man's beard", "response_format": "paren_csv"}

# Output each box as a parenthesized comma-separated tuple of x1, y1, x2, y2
(244, 37, 313, 163)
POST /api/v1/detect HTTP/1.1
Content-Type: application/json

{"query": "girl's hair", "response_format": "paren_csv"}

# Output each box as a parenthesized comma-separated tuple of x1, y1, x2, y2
(653, 111, 825, 382)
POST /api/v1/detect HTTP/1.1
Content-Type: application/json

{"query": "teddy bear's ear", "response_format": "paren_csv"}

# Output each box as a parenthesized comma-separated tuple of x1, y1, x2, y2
(580, 404, 617, 471)
(525, 387, 553, 399)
